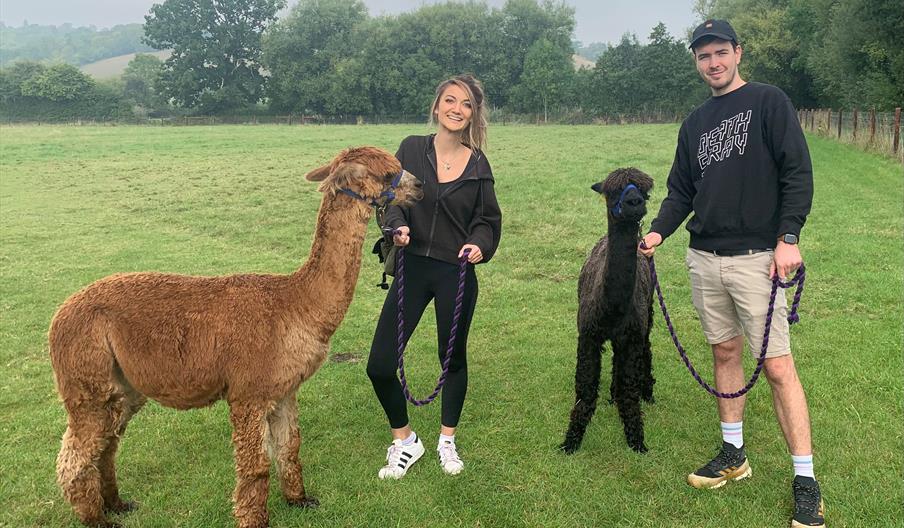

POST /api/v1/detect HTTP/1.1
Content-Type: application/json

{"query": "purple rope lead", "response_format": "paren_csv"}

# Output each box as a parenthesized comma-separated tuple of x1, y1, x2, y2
(394, 244, 471, 406)
(645, 247, 805, 399)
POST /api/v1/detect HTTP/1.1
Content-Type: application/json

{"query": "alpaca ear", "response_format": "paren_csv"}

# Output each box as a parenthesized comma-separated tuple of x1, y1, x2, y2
(305, 164, 331, 182)
(316, 162, 368, 194)
(591, 182, 604, 194)
(328, 162, 367, 188)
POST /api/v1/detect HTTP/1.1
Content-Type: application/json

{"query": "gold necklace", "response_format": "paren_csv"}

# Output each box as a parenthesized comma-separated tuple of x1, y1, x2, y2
(439, 146, 463, 171)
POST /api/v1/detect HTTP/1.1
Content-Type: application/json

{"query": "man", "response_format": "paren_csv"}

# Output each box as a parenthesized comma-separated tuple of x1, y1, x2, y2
(639, 19, 824, 528)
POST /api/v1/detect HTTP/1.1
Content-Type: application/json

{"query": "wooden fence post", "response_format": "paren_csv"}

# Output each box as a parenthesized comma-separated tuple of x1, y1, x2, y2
(869, 109, 876, 144)
(837, 109, 843, 139)
(894, 107, 901, 154)
(852, 108, 858, 139)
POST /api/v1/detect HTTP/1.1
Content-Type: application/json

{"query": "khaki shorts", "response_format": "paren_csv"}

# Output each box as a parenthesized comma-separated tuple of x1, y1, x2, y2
(686, 248, 791, 358)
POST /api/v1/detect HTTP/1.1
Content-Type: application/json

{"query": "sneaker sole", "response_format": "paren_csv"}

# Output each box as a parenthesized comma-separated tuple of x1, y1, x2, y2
(378, 448, 425, 480)
(687, 459, 752, 489)
(790, 499, 825, 528)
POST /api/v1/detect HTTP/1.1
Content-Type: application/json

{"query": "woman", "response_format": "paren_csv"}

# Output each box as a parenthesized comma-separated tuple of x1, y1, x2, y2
(366, 74, 502, 479)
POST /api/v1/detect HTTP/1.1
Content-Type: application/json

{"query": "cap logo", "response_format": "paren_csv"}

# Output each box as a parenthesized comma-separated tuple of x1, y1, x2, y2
(705, 22, 713, 28)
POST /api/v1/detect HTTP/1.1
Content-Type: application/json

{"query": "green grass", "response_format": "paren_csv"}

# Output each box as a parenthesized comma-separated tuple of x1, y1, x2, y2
(1, 124, 901, 527)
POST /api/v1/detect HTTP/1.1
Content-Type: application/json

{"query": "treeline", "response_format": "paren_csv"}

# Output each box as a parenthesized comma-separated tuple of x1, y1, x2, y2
(0, 23, 155, 66)
(0, 0, 899, 123)
(0, 0, 704, 121)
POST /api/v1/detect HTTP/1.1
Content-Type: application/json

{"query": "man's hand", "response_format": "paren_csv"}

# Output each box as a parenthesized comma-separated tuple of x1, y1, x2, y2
(639, 232, 663, 257)
(771, 241, 802, 279)
(393, 226, 411, 247)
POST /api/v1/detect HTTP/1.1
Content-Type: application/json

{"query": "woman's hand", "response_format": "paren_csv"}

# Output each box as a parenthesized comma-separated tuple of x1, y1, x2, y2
(393, 226, 411, 247)
(459, 244, 483, 263)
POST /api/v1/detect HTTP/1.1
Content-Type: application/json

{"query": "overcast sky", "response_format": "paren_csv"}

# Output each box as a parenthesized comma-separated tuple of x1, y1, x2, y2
(0, 0, 698, 45)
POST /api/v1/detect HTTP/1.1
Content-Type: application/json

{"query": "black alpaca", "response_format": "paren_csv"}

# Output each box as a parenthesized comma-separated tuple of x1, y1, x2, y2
(561, 167, 655, 454)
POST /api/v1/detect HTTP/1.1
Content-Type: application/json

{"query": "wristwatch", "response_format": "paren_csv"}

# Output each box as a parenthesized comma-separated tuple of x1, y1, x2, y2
(780, 233, 799, 245)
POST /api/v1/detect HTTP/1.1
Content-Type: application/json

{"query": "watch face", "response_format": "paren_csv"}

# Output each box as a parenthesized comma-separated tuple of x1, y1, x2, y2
(783, 234, 798, 244)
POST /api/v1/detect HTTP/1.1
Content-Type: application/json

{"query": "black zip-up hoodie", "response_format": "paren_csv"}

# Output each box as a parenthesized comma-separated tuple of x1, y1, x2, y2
(650, 82, 813, 251)
(383, 134, 502, 265)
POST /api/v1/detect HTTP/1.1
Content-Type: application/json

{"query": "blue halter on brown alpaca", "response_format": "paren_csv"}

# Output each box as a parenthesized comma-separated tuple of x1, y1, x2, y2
(339, 170, 404, 206)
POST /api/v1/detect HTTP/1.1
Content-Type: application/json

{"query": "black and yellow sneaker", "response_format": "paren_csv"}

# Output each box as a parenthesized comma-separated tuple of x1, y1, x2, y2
(687, 441, 752, 489)
(791, 475, 825, 527)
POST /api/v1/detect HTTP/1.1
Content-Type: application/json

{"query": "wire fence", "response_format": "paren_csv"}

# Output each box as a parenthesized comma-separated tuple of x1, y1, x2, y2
(11, 108, 900, 164)
(799, 107, 902, 163)
(1, 108, 686, 127)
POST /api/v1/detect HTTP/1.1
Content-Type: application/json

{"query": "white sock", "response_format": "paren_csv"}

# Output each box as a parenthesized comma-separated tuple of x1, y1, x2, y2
(721, 421, 744, 449)
(401, 432, 417, 446)
(792, 454, 815, 479)
(438, 433, 455, 447)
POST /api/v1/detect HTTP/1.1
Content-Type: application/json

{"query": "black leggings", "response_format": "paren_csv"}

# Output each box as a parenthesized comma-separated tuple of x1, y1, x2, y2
(367, 253, 479, 429)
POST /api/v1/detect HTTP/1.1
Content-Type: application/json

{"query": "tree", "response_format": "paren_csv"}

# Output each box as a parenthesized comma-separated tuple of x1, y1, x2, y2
(0, 60, 126, 121)
(121, 54, 164, 111)
(804, 0, 904, 109)
(499, 0, 576, 106)
(0, 61, 46, 104)
(641, 23, 707, 114)
(262, 0, 368, 114)
(20, 63, 95, 101)
(513, 37, 574, 121)
(590, 33, 643, 115)
(143, 0, 284, 113)
(703, 0, 903, 109)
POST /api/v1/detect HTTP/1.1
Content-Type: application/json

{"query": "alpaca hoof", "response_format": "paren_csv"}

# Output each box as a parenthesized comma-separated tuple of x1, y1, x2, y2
(105, 499, 137, 514)
(288, 496, 319, 509)
(630, 442, 648, 454)
(559, 441, 580, 455)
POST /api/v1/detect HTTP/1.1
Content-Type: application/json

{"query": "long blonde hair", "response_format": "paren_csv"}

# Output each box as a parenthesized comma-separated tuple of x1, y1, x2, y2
(428, 74, 488, 152)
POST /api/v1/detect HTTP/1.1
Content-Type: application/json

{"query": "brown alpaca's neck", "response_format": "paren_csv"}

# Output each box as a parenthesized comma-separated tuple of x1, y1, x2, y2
(603, 218, 640, 307)
(292, 192, 372, 339)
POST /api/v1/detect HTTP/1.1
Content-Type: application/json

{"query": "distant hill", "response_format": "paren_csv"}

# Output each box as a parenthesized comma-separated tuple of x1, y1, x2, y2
(0, 22, 154, 67)
(80, 50, 171, 79)
(572, 54, 595, 70)
(573, 41, 608, 62)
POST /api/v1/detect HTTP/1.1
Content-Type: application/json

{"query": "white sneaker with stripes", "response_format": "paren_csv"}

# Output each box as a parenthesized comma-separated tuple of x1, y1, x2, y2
(438, 442, 464, 475)
(378, 436, 425, 480)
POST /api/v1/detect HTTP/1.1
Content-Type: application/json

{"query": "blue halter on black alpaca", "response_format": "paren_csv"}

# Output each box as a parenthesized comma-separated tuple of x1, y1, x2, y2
(338, 170, 404, 206)
(611, 183, 639, 217)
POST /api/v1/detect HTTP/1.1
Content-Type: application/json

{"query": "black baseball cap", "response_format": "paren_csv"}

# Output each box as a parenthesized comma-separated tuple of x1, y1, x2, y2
(689, 19, 739, 49)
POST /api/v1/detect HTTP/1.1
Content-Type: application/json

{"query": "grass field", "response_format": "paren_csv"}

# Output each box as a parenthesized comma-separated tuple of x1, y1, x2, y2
(1, 124, 901, 527)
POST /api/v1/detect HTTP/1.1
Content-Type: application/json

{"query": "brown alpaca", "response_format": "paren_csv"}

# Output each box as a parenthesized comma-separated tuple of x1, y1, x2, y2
(49, 147, 422, 528)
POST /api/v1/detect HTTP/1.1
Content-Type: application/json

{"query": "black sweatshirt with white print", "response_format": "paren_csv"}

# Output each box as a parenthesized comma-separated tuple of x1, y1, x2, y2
(650, 82, 813, 251)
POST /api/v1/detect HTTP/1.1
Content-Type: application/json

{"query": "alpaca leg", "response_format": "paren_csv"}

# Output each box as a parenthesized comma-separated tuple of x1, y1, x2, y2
(561, 333, 604, 454)
(229, 403, 272, 528)
(612, 332, 647, 453)
(265, 394, 318, 509)
(641, 305, 655, 403)
(100, 387, 145, 514)
(608, 355, 618, 405)
(57, 405, 118, 528)
(640, 333, 655, 404)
